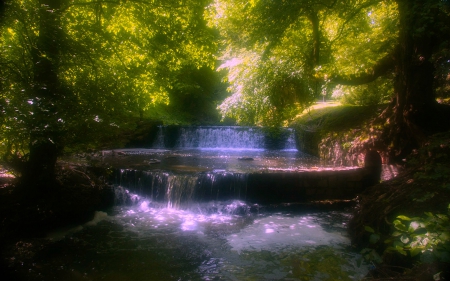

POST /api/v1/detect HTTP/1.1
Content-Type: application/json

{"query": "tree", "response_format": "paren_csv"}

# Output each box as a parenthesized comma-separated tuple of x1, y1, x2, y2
(207, 0, 346, 126)
(0, 0, 216, 190)
(208, 0, 450, 157)
(333, 0, 450, 159)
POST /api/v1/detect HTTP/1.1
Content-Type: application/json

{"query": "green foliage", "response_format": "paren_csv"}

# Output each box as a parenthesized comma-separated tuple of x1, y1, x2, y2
(385, 210, 450, 263)
(166, 66, 227, 124)
(207, 0, 399, 126)
(293, 105, 383, 134)
(332, 77, 394, 106)
(0, 0, 217, 170)
(360, 247, 383, 265)
(216, 55, 316, 126)
(292, 104, 384, 162)
(325, 1, 399, 78)
(380, 132, 450, 262)
(359, 131, 450, 268)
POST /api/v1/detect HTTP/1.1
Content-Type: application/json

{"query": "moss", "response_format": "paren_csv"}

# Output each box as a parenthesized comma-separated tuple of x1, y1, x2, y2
(292, 105, 382, 133)
(291, 105, 385, 162)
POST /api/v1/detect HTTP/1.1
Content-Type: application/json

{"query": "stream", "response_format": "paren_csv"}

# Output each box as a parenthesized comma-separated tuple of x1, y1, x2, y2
(3, 126, 370, 280)
(5, 202, 369, 281)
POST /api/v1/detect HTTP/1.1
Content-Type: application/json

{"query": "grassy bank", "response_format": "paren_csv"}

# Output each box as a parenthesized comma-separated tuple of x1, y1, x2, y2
(291, 104, 385, 165)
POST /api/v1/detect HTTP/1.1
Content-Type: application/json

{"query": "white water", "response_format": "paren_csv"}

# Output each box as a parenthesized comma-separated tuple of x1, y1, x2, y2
(153, 126, 297, 150)
(8, 186, 370, 281)
(102, 201, 368, 280)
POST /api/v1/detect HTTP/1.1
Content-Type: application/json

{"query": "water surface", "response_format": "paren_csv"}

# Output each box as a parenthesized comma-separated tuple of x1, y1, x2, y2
(6, 200, 369, 281)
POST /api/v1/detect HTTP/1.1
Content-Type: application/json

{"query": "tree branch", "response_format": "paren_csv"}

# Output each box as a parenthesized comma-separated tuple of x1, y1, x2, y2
(330, 0, 383, 44)
(330, 49, 396, 85)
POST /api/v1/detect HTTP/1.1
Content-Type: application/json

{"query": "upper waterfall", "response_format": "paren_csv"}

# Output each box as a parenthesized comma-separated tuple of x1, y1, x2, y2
(152, 126, 297, 150)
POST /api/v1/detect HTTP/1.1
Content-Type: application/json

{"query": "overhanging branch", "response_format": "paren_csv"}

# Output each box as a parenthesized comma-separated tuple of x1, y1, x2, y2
(330, 50, 396, 86)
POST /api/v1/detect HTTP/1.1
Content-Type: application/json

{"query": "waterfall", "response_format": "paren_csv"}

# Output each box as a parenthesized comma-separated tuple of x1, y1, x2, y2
(110, 126, 364, 208)
(152, 126, 297, 150)
(176, 127, 266, 149)
(115, 169, 249, 208)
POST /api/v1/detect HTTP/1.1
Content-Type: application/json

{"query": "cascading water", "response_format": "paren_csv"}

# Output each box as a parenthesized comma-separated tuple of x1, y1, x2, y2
(106, 165, 369, 280)
(176, 126, 265, 149)
(152, 125, 297, 150)
(107, 126, 321, 208)
(114, 169, 252, 208)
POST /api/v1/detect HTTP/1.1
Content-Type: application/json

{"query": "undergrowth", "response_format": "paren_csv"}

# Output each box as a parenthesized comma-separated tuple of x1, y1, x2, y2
(350, 131, 450, 280)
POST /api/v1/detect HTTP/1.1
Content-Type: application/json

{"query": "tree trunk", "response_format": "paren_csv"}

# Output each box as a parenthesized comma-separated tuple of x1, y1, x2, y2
(389, 0, 449, 160)
(332, 1, 450, 161)
(20, 0, 64, 192)
(308, 10, 322, 98)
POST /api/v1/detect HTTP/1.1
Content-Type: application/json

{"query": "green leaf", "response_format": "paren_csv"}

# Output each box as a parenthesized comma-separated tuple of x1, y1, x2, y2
(436, 214, 449, 221)
(364, 226, 375, 233)
(410, 248, 422, 257)
(425, 212, 434, 217)
(397, 215, 411, 221)
(384, 238, 393, 244)
(370, 233, 380, 244)
(439, 232, 449, 240)
(400, 235, 410, 244)
(393, 220, 407, 231)
(395, 245, 407, 256)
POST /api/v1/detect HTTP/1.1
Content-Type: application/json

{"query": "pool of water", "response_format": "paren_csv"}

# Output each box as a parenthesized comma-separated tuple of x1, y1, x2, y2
(97, 148, 330, 174)
(4, 200, 369, 281)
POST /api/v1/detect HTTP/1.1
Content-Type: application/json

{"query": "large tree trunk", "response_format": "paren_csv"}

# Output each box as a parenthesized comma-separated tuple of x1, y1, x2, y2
(389, 0, 450, 160)
(20, 0, 64, 192)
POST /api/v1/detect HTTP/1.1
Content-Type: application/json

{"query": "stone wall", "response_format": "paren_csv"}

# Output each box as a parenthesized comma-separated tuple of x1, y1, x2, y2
(244, 168, 368, 204)
(115, 167, 371, 205)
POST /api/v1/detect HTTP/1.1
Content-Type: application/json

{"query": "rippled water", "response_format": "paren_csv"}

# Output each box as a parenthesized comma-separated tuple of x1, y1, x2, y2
(5, 200, 369, 281)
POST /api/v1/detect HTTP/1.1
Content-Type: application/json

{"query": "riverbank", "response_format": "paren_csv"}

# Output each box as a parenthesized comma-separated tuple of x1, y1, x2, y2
(349, 131, 450, 280)
(0, 164, 115, 239)
(292, 105, 450, 280)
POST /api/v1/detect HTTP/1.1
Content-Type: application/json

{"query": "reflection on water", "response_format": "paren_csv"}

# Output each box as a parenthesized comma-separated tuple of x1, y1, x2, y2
(5, 201, 369, 281)
(99, 148, 322, 173)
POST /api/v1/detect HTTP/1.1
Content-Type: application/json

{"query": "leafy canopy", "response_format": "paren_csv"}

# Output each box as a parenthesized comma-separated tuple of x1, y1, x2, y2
(0, 0, 216, 158)
(206, 0, 399, 126)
